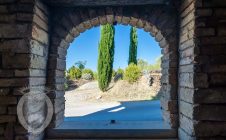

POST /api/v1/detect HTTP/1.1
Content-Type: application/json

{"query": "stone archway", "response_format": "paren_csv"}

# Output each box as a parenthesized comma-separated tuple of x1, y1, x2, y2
(1, 0, 226, 139)
(46, 6, 178, 130)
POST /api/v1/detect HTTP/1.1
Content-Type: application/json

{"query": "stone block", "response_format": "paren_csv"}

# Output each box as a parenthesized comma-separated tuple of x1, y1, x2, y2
(160, 97, 178, 113)
(0, 24, 32, 38)
(215, 8, 226, 16)
(200, 37, 226, 45)
(47, 90, 65, 99)
(162, 109, 178, 128)
(2, 53, 30, 69)
(0, 14, 15, 22)
(32, 25, 49, 45)
(47, 77, 65, 85)
(210, 73, 226, 86)
(0, 97, 17, 105)
(34, 5, 48, 22)
(194, 73, 209, 88)
(15, 69, 46, 77)
(0, 88, 10, 96)
(0, 5, 8, 13)
(7, 106, 16, 115)
(121, 16, 130, 25)
(30, 54, 47, 69)
(180, 10, 194, 28)
(218, 27, 226, 36)
(196, 9, 212, 17)
(179, 73, 193, 88)
(29, 77, 46, 86)
(195, 121, 226, 137)
(179, 101, 194, 119)
(195, 28, 215, 37)
(180, 47, 198, 58)
(33, 14, 48, 32)
(0, 115, 16, 123)
(0, 107, 7, 114)
(179, 39, 194, 51)
(179, 64, 195, 73)
(179, 128, 196, 140)
(0, 78, 29, 87)
(179, 87, 194, 103)
(194, 88, 226, 103)
(180, 29, 194, 44)
(106, 7, 114, 24)
(0, 70, 13, 77)
(194, 105, 226, 121)
(179, 114, 195, 136)
(15, 125, 27, 135)
(16, 13, 33, 22)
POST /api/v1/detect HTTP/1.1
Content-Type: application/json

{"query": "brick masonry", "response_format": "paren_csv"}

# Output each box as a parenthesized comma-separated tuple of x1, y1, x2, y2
(0, 0, 225, 139)
(47, 5, 179, 132)
(178, 0, 226, 139)
(0, 0, 49, 139)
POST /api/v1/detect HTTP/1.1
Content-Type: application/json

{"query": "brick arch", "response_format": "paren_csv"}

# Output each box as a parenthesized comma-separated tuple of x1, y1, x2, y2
(47, 6, 178, 129)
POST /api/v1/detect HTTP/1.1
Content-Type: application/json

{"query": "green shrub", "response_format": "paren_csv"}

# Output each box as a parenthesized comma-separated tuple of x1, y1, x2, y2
(117, 68, 124, 76)
(124, 63, 141, 83)
(82, 69, 94, 79)
(93, 72, 98, 80)
(82, 73, 93, 80)
(68, 66, 82, 79)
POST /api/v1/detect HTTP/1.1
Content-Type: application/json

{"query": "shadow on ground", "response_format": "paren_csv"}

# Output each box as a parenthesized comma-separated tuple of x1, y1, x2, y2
(65, 100, 163, 122)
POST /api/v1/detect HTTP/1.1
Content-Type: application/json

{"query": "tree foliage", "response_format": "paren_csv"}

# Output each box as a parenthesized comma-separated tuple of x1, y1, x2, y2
(67, 66, 82, 79)
(128, 27, 138, 65)
(137, 57, 161, 72)
(98, 24, 115, 91)
(124, 63, 141, 83)
(82, 69, 94, 79)
(75, 61, 86, 70)
(116, 68, 124, 76)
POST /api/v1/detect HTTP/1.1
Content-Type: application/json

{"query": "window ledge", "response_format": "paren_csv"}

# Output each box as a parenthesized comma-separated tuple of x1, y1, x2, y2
(46, 121, 177, 139)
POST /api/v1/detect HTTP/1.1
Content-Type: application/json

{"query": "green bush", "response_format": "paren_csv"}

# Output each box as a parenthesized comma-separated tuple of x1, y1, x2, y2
(82, 69, 93, 77)
(68, 66, 82, 79)
(117, 68, 124, 76)
(93, 72, 98, 80)
(82, 69, 94, 79)
(124, 63, 141, 83)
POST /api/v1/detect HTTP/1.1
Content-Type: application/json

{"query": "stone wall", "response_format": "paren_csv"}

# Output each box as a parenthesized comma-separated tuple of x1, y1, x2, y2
(178, 0, 226, 139)
(47, 5, 179, 130)
(0, 0, 49, 139)
(1, 0, 225, 139)
(149, 71, 161, 96)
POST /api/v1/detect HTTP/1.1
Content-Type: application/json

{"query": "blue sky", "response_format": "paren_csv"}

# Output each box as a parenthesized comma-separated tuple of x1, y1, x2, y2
(66, 25, 161, 71)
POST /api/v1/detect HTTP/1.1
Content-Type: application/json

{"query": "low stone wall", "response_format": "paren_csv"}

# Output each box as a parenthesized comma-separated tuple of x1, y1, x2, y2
(149, 71, 162, 96)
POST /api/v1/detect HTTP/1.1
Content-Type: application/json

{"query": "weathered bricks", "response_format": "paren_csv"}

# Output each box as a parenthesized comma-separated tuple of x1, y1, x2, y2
(179, 0, 226, 139)
(2, 0, 226, 139)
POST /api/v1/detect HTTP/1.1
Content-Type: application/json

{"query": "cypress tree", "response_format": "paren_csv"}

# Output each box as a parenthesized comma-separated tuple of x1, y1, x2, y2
(98, 24, 115, 92)
(128, 27, 138, 65)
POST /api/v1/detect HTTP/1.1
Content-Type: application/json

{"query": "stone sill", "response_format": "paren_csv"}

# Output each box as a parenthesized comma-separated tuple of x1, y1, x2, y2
(46, 121, 177, 139)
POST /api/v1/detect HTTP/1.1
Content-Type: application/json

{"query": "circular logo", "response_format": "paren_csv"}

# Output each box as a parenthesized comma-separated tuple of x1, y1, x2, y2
(17, 87, 53, 135)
